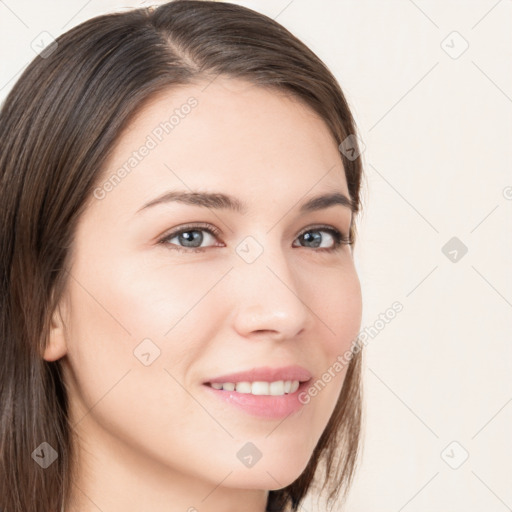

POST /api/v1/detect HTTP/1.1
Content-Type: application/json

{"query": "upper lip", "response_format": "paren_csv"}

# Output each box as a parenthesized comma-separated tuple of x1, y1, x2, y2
(204, 365, 312, 384)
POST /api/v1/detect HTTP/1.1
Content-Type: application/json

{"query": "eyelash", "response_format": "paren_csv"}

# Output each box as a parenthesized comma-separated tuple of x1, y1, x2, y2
(158, 222, 353, 253)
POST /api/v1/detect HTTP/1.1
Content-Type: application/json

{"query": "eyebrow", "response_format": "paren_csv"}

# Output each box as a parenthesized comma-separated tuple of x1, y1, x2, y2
(136, 190, 355, 215)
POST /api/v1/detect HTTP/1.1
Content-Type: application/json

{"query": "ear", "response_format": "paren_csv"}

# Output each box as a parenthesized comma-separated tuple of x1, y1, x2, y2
(43, 297, 69, 362)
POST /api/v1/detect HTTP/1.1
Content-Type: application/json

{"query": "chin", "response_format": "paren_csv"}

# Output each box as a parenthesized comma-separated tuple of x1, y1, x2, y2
(225, 452, 312, 490)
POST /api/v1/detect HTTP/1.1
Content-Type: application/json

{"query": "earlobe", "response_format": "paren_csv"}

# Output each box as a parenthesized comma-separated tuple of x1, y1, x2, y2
(43, 302, 68, 362)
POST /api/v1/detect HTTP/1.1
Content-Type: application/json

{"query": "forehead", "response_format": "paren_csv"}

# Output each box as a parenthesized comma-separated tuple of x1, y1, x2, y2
(94, 77, 349, 214)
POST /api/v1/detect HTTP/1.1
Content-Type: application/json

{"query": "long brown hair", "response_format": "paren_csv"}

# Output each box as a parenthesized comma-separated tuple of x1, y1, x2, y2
(0, 1, 365, 511)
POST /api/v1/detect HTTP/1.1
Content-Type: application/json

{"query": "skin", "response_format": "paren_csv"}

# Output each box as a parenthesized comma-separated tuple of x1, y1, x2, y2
(44, 77, 363, 512)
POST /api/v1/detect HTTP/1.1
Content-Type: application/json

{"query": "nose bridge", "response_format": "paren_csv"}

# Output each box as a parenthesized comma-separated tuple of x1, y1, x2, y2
(230, 232, 310, 339)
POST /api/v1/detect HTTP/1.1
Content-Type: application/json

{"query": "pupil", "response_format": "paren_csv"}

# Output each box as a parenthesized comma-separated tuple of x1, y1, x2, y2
(303, 231, 321, 248)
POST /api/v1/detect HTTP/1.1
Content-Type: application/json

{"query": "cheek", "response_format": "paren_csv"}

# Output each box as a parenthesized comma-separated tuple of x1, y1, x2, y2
(310, 262, 363, 354)
(300, 263, 362, 419)
(61, 262, 221, 472)
(62, 249, 231, 421)
(68, 239, 227, 345)
(104, 248, 231, 338)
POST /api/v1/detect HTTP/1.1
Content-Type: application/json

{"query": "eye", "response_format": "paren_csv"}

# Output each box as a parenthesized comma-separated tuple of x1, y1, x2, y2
(293, 225, 352, 252)
(158, 223, 352, 253)
(158, 223, 222, 253)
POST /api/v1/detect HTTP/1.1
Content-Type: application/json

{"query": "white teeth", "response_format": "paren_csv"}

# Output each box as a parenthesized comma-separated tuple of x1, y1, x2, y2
(235, 382, 252, 393)
(209, 380, 301, 396)
(269, 381, 284, 395)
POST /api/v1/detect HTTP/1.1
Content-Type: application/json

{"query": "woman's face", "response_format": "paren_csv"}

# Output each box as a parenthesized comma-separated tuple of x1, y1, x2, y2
(47, 77, 362, 509)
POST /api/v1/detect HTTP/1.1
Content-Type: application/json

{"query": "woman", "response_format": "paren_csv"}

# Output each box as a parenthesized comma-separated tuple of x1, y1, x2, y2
(0, 1, 365, 511)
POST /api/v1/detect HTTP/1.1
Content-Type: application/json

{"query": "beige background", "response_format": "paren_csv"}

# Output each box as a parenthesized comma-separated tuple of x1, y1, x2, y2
(1, 1, 511, 510)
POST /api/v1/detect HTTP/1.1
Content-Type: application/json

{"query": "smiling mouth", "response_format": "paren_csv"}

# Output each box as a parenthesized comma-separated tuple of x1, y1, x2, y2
(201, 379, 311, 419)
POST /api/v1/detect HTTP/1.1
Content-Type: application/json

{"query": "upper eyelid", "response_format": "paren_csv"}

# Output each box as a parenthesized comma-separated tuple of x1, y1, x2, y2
(159, 222, 350, 245)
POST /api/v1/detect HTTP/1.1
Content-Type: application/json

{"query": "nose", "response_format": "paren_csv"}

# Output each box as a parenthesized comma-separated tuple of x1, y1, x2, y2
(230, 242, 312, 342)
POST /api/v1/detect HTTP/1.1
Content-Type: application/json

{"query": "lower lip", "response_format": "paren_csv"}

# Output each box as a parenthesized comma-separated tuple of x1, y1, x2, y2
(202, 381, 310, 419)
